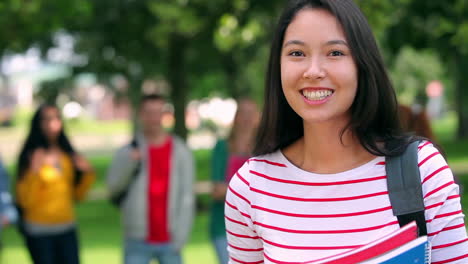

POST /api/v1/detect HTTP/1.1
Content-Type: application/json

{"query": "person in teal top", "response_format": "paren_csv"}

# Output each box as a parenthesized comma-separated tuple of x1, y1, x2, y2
(209, 98, 259, 264)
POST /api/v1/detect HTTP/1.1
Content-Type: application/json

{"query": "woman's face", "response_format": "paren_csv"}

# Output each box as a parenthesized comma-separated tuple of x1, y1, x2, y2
(280, 8, 358, 126)
(40, 107, 62, 140)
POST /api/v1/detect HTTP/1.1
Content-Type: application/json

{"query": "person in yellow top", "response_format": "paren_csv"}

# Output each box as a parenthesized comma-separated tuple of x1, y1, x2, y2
(15, 103, 95, 264)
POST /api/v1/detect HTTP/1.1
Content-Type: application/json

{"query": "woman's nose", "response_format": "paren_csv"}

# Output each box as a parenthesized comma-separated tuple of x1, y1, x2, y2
(303, 58, 326, 80)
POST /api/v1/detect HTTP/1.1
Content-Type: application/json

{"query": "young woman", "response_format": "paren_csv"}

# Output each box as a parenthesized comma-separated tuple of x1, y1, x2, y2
(210, 98, 259, 264)
(224, 1, 468, 263)
(16, 104, 95, 264)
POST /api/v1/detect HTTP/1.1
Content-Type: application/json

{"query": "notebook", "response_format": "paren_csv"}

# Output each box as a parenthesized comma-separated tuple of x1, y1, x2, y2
(307, 221, 430, 264)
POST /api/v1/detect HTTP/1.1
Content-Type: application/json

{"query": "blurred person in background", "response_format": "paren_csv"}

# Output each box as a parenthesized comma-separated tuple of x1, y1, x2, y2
(399, 103, 436, 141)
(107, 94, 195, 264)
(0, 156, 18, 250)
(209, 98, 260, 264)
(15, 103, 95, 264)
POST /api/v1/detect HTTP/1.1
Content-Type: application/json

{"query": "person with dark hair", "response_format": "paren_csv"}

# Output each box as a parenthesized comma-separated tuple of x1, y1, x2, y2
(209, 98, 259, 264)
(225, 1, 467, 263)
(399, 103, 436, 141)
(15, 104, 95, 264)
(106, 94, 195, 264)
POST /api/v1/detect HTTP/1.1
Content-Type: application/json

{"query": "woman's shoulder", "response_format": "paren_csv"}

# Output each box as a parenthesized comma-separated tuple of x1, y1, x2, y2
(231, 150, 286, 180)
(416, 140, 452, 182)
(416, 140, 442, 160)
(248, 151, 288, 169)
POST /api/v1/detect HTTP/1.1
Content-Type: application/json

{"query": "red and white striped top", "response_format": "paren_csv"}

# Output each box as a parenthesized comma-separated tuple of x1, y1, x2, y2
(225, 141, 468, 264)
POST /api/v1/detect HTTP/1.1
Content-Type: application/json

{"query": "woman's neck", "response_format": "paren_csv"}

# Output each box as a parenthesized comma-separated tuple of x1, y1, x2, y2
(283, 121, 375, 174)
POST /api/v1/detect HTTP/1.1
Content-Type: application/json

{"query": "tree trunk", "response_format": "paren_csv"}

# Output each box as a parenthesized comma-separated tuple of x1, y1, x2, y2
(168, 33, 188, 140)
(455, 52, 468, 139)
(222, 53, 241, 99)
(128, 76, 143, 136)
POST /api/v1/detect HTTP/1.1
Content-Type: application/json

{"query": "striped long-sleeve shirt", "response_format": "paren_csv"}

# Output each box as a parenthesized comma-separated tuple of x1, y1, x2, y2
(225, 141, 468, 263)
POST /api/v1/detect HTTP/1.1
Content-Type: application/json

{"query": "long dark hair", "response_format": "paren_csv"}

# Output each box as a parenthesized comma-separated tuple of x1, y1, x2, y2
(254, 0, 417, 157)
(16, 104, 81, 181)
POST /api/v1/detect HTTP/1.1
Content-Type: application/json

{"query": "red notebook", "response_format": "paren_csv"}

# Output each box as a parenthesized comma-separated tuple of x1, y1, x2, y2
(306, 221, 429, 264)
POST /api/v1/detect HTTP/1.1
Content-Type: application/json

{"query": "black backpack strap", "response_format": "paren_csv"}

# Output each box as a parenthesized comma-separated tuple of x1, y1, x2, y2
(386, 140, 427, 236)
(110, 137, 141, 207)
(130, 137, 138, 148)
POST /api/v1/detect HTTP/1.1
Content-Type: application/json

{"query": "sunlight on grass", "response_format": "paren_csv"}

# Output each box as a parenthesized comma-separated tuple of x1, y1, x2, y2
(81, 247, 121, 264)
(184, 243, 218, 264)
(2, 247, 30, 264)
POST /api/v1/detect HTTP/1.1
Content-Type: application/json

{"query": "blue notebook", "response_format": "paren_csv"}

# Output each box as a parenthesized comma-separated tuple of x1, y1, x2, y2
(309, 222, 430, 264)
(363, 236, 430, 264)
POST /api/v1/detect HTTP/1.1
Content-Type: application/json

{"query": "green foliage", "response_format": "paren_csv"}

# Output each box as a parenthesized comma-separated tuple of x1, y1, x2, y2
(383, 0, 468, 138)
(389, 47, 444, 105)
(358, 0, 402, 39)
(35, 77, 72, 104)
(0, 0, 92, 52)
(454, 22, 468, 54)
(4, 0, 466, 138)
(214, 14, 263, 53)
(148, 2, 205, 39)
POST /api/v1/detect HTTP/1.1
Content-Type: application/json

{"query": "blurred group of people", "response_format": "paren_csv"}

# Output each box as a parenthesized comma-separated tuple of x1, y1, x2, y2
(0, 94, 259, 264)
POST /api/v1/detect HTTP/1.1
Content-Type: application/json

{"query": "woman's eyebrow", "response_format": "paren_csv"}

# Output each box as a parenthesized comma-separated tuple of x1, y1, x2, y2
(325, 39, 348, 47)
(283, 39, 349, 48)
(283, 39, 305, 48)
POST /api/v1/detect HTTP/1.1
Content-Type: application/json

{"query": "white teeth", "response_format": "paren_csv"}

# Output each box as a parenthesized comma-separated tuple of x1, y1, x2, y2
(302, 90, 333, 101)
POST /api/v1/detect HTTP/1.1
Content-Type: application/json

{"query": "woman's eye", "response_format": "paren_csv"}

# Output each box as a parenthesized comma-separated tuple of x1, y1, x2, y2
(329, 50, 344, 56)
(289, 51, 304, 57)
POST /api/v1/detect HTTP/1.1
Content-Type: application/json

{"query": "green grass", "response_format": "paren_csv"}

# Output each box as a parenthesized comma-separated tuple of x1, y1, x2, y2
(194, 149, 211, 182)
(1, 201, 218, 264)
(65, 118, 131, 136)
(8, 107, 131, 136)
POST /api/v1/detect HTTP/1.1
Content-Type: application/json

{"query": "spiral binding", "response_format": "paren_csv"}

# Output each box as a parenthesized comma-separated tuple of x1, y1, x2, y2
(424, 240, 431, 264)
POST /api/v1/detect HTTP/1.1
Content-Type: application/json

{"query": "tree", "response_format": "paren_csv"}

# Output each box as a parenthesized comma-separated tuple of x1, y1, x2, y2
(385, 0, 468, 138)
(0, 0, 287, 140)
(0, 0, 91, 53)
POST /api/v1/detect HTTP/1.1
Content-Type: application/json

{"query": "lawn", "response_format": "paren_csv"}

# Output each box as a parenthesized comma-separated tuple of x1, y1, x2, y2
(1, 200, 219, 264)
(1, 111, 468, 264)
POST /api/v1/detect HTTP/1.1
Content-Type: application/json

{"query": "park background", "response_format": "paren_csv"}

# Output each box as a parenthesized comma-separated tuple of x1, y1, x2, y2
(0, 0, 467, 263)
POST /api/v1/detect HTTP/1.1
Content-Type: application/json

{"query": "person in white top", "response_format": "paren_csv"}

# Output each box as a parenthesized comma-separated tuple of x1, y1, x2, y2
(225, 0, 468, 263)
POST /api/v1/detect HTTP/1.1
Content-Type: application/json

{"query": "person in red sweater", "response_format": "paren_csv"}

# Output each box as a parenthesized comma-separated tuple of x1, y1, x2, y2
(107, 94, 195, 264)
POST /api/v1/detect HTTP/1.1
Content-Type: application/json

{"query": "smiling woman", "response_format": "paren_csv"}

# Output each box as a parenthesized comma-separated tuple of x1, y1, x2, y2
(224, 0, 468, 264)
